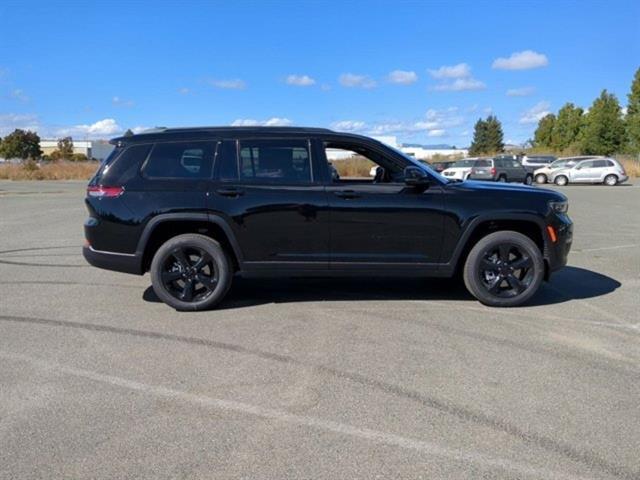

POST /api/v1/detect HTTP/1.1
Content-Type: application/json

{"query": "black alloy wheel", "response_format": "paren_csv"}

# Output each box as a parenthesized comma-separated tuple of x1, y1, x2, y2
(463, 230, 544, 307)
(151, 234, 232, 311)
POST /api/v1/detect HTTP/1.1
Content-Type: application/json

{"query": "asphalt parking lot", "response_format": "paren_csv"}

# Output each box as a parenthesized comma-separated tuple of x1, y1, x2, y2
(1, 180, 639, 480)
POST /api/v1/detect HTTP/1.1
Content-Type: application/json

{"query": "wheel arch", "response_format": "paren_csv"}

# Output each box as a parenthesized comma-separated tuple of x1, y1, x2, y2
(136, 213, 243, 273)
(447, 214, 549, 278)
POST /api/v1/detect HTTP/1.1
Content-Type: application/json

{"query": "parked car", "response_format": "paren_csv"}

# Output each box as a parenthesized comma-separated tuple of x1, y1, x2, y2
(533, 156, 600, 184)
(83, 126, 572, 310)
(441, 158, 482, 181)
(522, 155, 556, 169)
(550, 158, 628, 186)
(469, 157, 534, 184)
(429, 161, 451, 173)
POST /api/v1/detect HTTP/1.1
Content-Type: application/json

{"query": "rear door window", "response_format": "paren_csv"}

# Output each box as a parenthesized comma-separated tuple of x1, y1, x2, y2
(238, 139, 312, 184)
(143, 141, 216, 179)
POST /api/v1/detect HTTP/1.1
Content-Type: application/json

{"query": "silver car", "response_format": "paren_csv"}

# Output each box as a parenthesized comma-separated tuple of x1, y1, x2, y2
(550, 158, 628, 186)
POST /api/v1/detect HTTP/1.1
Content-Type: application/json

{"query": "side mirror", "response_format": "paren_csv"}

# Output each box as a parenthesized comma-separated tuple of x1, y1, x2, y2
(404, 166, 430, 187)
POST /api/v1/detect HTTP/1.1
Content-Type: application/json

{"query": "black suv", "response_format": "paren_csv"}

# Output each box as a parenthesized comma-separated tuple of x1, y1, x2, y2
(83, 127, 572, 310)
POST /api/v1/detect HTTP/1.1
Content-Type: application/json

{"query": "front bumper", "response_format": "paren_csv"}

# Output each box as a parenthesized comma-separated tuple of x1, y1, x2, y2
(546, 215, 573, 272)
(82, 245, 143, 275)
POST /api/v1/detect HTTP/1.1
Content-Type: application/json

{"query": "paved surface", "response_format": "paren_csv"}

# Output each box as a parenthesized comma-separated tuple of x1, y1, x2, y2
(0, 180, 639, 480)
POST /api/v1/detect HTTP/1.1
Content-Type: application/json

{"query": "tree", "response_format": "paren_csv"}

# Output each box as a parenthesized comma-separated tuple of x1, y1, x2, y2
(0, 129, 42, 160)
(626, 67, 640, 153)
(581, 90, 625, 155)
(484, 115, 505, 153)
(123, 129, 134, 137)
(533, 114, 556, 148)
(468, 118, 488, 156)
(552, 103, 584, 151)
(57, 136, 74, 159)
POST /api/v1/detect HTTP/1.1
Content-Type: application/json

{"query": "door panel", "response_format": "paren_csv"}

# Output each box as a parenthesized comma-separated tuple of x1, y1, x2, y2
(326, 183, 445, 265)
(209, 138, 330, 268)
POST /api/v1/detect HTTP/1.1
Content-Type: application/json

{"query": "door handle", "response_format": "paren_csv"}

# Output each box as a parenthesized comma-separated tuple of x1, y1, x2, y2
(333, 190, 360, 199)
(215, 187, 244, 198)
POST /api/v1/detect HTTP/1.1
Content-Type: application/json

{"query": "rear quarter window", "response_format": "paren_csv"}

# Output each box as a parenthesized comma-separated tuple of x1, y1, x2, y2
(96, 144, 152, 185)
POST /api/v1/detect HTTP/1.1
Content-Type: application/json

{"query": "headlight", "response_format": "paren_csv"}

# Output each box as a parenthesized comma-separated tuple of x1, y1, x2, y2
(549, 200, 568, 214)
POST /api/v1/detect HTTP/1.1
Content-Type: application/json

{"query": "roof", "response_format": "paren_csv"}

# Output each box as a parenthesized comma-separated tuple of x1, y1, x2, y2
(110, 126, 341, 145)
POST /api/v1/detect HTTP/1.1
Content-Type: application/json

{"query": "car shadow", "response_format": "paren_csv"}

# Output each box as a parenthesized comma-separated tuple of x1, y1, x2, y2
(142, 266, 620, 310)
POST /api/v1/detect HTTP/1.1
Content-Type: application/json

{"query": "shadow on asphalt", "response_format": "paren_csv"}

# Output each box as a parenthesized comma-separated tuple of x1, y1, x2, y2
(142, 266, 620, 309)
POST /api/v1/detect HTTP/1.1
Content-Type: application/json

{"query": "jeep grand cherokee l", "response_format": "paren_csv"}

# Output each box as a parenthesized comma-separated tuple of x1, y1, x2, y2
(83, 127, 572, 310)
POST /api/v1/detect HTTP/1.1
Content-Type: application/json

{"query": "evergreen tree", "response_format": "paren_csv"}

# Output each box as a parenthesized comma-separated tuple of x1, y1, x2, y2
(552, 103, 584, 151)
(533, 114, 556, 148)
(468, 118, 487, 156)
(484, 115, 505, 153)
(626, 67, 640, 153)
(123, 129, 134, 137)
(581, 90, 625, 155)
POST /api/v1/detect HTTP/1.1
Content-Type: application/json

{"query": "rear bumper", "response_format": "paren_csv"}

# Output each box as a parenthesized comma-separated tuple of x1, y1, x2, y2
(82, 245, 143, 275)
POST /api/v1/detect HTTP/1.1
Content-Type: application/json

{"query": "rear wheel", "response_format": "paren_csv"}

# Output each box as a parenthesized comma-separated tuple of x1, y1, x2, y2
(497, 175, 507, 183)
(604, 174, 618, 186)
(463, 231, 544, 307)
(554, 175, 568, 186)
(150, 234, 232, 311)
(535, 173, 547, 184)
(524, 174, 533, 185)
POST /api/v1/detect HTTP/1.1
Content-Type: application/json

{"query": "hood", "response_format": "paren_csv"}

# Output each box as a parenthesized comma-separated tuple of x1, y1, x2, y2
(447, 179, 567, 201)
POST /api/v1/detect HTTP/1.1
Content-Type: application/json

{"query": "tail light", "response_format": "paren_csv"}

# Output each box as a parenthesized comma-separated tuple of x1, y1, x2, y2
(87, 185, 124, 198)
(490, 167, 496, 176)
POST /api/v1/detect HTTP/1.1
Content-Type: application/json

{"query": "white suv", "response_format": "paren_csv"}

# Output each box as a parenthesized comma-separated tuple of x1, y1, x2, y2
(441, 158, 482, 181)
(550, 158, 628, 186)
(533, 156, 600, 184)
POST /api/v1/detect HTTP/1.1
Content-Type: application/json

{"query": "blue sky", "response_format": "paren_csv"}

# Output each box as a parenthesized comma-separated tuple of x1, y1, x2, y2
(0, 0, 638, 147)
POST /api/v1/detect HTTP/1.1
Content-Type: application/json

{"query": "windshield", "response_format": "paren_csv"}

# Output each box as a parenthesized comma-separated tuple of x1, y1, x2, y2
(550, 159, 568, 168)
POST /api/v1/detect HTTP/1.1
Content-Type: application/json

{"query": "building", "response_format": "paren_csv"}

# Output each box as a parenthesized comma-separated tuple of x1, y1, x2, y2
(40, 139, 114, 161)
(401, 144, 468, 160)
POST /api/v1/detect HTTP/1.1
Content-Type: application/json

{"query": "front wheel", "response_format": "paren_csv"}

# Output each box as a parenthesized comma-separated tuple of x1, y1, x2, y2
(604, 174, 618, 186)
(463, 231, 544, 307)
(554, 175, 568, 186)
(524, 174, 533, 185)
(150, 234, 232, 311)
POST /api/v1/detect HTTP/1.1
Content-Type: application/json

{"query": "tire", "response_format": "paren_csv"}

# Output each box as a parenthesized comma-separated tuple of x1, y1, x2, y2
(497, 175, 507, 183)
(524, 174, 533, 185)
(463, 231, 544, 307)
(150, 234, 232, 311)
(554, 175, 568, 186)
(535, 174, 547, 184)
(604, 174, 618, 186)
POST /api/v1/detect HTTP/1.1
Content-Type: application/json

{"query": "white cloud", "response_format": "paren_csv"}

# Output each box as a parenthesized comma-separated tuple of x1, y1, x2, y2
(178, 87, 191, 95)
(339, 73, 376, 89)
(387, 70, 418, 85)
(432, 78, 486, 92)
(286, 74, 316, 86)
(427, 129, 446, 137)
(231, 117, 292, 127)
(506, 86, 536, 97)
(112, 96, 134, 107)
(331, 120, 367, 132)
(428, 63, 471, 79)
(492, 50, 548, 70)
(210, 79, 246, 89)
(0, 113, 40, 136)
(8, 89, 29, 102)
(330, 108, 463, 138)
(519, 101, 551, 124)
(57, 118, 122, 137)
